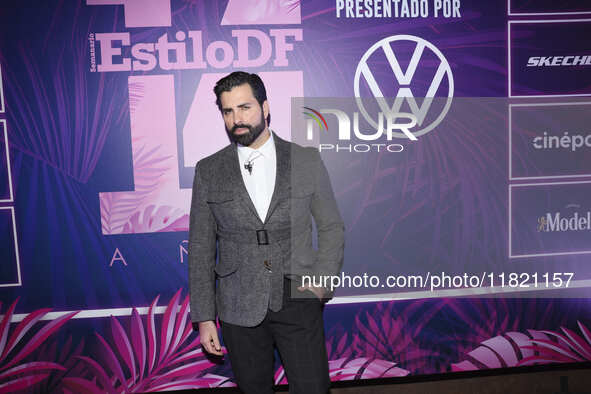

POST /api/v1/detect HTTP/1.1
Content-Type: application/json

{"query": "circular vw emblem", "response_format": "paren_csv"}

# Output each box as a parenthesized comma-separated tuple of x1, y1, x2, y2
(354, 35, 454, 138)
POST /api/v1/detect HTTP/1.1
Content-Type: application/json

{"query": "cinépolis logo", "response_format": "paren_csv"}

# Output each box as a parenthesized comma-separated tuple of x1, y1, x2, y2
(538, 210, 591, 232)
(532, 132, 591, 152)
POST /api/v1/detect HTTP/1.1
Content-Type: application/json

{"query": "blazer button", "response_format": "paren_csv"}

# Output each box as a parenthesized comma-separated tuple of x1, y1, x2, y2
(264, 260, 272, 271)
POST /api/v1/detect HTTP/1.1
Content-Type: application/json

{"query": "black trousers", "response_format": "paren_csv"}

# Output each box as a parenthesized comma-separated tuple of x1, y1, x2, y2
(220, 278, 330, 394)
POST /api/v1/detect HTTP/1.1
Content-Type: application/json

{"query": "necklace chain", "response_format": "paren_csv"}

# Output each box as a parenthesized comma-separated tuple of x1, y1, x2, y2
(244, 151, 263, 174)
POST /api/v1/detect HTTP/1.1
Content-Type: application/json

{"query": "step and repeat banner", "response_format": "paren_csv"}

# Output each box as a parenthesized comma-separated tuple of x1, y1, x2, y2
(1, 0, 591, 391)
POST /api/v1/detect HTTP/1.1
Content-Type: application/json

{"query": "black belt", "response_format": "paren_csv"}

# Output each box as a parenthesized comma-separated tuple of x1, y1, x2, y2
(216, 225, 306, 245)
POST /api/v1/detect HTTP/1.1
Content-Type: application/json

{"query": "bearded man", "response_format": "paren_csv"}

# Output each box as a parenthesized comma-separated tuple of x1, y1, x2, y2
(188, 71, 345, 394)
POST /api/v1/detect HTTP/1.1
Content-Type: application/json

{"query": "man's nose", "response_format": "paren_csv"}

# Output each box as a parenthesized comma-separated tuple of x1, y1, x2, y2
(233, 110, 246, 125)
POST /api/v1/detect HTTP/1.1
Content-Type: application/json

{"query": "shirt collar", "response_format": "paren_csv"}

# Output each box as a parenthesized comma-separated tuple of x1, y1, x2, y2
(237, 129, 275, 162)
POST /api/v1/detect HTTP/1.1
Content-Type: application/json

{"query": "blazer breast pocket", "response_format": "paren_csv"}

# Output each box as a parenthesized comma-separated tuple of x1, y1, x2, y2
(206, 190, 234, 204)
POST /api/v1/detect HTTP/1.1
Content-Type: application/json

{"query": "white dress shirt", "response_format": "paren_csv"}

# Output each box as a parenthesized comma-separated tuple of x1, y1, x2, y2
(236, 130, 277, 223)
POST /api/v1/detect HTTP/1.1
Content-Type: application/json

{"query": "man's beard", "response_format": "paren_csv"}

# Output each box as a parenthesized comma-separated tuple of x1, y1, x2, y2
(226, 111, 266, 146)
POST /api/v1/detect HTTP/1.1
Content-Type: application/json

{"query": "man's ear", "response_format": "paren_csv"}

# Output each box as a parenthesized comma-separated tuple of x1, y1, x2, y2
(263, 100, 269, 125)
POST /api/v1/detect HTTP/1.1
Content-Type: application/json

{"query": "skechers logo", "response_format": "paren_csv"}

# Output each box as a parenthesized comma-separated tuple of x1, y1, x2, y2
(527, 56, 591, 67)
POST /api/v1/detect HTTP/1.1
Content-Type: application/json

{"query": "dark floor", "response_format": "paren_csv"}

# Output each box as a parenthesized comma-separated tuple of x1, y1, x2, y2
(328, 368, 591, 394)
(179, 365, 591, 394)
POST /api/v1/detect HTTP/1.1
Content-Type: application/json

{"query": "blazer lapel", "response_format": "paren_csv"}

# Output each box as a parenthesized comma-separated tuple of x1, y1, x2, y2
(263, 131, 291, 224)
(226, 142, 264, 226)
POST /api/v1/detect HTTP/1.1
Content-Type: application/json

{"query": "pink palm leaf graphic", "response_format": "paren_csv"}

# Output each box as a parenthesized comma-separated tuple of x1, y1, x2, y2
(518, 321, 591, 366)
(27, 336, 86, 394)
(329, 357, 409, 381)
(349, 301, 440, 372)
(66, 290, 228, 392)
(451, 330, 550, 371)
(0, 299, 78, 393)
(452, 321, 591, 371)
(273, 356, 408, 385)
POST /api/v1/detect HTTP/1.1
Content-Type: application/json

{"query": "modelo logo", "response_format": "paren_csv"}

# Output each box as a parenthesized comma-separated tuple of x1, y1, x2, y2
(538, 211, 591, 232)
(354, 35, 453, 139)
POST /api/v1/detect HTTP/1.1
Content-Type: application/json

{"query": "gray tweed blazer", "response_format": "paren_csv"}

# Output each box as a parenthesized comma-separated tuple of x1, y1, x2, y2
(188, 131, 345, 327)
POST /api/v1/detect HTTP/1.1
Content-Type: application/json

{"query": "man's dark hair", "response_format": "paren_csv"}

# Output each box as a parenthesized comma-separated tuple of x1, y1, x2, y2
(214, 71, 270, 125)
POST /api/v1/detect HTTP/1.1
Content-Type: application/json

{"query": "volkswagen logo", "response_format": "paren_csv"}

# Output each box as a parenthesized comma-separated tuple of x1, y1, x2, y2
(354, 34, 454, 138)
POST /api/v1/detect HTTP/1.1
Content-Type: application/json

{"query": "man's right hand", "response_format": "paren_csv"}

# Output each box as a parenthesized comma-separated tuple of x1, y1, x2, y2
(198, 320, 223, 356)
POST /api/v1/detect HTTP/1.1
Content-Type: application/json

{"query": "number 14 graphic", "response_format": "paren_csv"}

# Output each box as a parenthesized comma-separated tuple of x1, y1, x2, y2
(99, 71, 303, 235)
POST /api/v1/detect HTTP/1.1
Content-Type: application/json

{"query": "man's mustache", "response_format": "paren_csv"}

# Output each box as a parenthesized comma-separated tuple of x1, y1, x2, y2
(232, 124, 252, 133)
